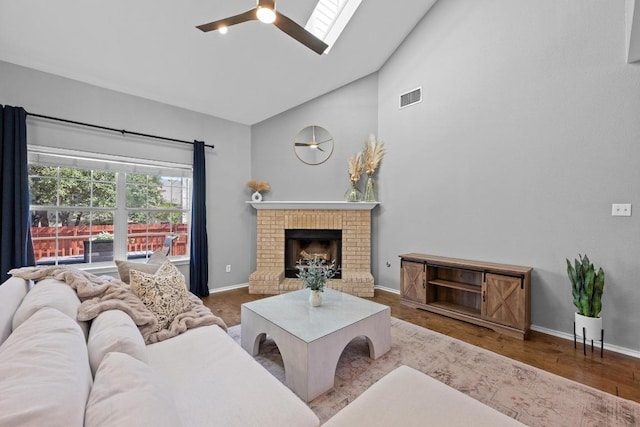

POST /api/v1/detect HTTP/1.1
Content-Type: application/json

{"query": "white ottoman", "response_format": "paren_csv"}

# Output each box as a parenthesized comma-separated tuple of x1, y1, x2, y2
(324, 365, 525, 426)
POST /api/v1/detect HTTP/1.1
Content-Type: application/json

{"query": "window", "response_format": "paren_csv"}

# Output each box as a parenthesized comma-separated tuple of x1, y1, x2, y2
(28, 147, 191, 266)
(305, 0, 362, 53)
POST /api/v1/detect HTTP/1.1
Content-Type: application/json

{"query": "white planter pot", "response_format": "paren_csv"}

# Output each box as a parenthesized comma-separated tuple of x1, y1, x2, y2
(575, 312, 603, 341)
(309, 290, 323, 307)
(251, 191, 263, 202)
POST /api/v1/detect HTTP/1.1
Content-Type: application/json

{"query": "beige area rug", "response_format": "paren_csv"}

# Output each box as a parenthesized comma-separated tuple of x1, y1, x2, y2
(228, 318, 640, 426)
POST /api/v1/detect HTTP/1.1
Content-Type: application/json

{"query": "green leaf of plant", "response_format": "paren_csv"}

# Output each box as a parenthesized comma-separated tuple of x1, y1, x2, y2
(592, 268, 605, 317)
(567, 259, 580, 311)
(582, 263, 595, 316)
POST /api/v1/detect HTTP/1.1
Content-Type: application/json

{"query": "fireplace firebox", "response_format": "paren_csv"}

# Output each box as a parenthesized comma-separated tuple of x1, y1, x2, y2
(284, 229, 342, 279)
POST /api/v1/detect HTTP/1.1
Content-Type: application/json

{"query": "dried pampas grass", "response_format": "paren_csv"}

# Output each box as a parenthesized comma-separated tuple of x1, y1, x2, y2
(246, 180, 270, 193)
(347, 153, 364, 185)
(362, 134, 385, 175)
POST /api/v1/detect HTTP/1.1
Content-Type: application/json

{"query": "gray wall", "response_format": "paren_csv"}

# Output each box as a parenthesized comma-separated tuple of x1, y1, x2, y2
(251, 1, 640, 352)
(0, 60, 253, 290)
(377, 0, 640, 351)
(251, 73, 379, 201)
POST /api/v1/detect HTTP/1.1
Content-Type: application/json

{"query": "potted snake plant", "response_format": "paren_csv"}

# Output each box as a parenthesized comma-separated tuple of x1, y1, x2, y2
(566, 254, 605, 340)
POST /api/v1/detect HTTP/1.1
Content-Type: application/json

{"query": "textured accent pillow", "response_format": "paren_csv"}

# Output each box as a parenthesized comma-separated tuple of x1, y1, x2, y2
(130, 261, 192, 332)
(87, 309, 148, 376)
(115, 260, 161, 284)
(85, 352, 181, 427)
(0, 307, 92, 427)
(12, 278, 89, 339)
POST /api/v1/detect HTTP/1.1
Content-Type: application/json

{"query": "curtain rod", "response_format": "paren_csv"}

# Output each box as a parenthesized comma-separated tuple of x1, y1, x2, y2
(25, 111, 214, 150)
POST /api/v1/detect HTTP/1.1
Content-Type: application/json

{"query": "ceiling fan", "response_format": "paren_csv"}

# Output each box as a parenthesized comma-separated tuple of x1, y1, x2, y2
(197, 0, 329, 55)
(293, 125, 334, 165)
(295, 126, 331, 151)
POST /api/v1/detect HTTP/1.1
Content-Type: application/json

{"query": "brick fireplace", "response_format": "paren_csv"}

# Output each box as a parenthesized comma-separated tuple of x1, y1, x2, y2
(248, 201, 378, 297)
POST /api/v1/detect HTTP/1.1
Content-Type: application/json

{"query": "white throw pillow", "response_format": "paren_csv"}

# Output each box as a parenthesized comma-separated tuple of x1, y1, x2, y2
(0, 307, 92, 427)
(85, 352, 181, 427)
(130, 261, 192, 332)
(12, 278, 88, 339)
(115, 260, 161, 284)
(87, 309, 148, 376)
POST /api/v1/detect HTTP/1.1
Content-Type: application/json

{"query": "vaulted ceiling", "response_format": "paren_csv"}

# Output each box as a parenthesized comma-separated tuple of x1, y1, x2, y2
(0, 1, 438, 125)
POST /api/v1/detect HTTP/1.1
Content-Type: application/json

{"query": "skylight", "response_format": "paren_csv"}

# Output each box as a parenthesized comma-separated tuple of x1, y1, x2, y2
(305, 0, 362, 54)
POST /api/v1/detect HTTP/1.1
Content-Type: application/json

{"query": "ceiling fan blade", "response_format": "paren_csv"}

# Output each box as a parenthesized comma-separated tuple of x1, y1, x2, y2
(274, 11, 328, 55)
(295, 142, 323, 151)
(258, 0, 276, 8)
(196, 9, 257, 32)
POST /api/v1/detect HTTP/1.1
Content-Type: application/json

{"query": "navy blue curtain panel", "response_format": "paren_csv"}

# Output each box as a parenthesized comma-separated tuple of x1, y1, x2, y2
(189, 140, 210, 296)
(1, 105, 35, 282)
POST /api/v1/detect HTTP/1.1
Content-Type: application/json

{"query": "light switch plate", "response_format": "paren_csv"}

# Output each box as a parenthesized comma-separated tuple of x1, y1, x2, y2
(611, 203, 632, 216)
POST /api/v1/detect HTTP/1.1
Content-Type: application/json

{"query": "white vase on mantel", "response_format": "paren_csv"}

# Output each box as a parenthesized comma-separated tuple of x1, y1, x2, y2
(251, 191, 263, 202)
(574, 312, 603, 341)
(309, 290, 323, 307)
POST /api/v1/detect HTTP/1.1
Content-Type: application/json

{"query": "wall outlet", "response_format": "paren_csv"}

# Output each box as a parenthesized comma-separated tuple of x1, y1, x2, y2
(225, 265, 231, 273)
(611, 203, 632, 217)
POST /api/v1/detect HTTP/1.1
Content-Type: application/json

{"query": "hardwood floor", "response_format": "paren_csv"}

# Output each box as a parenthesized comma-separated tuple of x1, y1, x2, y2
(201, 287, 640, 404)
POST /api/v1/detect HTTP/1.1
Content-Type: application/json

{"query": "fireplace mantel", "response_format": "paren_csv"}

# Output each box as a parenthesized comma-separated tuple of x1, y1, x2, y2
(246, 201, 379, 210)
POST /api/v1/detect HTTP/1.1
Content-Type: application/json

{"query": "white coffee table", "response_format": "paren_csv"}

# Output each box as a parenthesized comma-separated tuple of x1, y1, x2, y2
(241, 288, 391, 402)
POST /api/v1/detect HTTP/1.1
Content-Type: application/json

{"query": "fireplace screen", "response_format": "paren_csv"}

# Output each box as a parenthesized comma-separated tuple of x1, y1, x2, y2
(284, 229, 342, 279)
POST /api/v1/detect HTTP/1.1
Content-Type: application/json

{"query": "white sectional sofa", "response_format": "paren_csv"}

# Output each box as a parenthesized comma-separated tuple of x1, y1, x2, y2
(0, 276, 319, 427)
(323, 365, 525, 426)
(0, 272, 526, 427)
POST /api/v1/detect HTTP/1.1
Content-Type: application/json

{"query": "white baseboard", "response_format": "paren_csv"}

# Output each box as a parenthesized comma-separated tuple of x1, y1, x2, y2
(374, 285, 400, 295)
(209, 283, 248, 293)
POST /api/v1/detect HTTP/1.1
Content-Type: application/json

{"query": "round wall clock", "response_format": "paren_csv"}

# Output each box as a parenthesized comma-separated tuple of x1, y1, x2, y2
(293, 125, 334, 165)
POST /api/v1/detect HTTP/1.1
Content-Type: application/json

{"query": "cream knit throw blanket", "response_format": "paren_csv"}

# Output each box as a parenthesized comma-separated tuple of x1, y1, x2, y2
(10, 266, 227, 344)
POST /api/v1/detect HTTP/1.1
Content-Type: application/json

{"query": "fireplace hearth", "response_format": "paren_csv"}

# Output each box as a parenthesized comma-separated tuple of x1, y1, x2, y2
(285, 229, 342, 279)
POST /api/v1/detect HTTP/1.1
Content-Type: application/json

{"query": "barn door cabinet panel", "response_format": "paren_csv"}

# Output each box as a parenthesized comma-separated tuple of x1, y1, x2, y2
(399, 254, 532, 340)
(400, 259, 426, 305)
(482, 273, 527, 331)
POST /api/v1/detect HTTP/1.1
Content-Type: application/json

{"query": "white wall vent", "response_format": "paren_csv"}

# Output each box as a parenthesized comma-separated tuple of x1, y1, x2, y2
(399, 87, 422, 109)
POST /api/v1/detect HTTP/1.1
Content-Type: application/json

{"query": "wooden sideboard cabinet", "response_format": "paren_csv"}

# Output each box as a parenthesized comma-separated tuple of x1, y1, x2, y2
(400, 254, 532, 339)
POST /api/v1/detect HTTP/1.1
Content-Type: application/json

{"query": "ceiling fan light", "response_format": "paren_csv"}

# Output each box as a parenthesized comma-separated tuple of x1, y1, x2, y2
(218, 26, 228, 34)
(257, 6, 276, 24)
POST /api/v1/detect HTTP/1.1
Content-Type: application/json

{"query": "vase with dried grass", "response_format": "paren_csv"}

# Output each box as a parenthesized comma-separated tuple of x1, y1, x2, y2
(362, 134, 385, 202)
(344, 153, 363, 202)
(246, 180, 270, 202)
